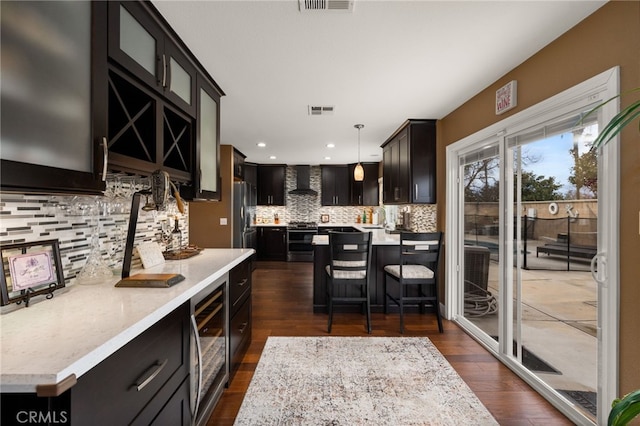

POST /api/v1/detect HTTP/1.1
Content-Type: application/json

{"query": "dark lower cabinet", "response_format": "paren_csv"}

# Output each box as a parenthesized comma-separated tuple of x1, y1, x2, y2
(257, 227, 287, 261)
(132, 376, 191, 426)
(1, 304, 191, 426)
(71, 303, 191, 425)
(228, 259, 252, 381)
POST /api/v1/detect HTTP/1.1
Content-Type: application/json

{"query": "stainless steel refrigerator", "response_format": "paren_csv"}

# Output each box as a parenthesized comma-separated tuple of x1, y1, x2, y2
(233, 181, 257, 250)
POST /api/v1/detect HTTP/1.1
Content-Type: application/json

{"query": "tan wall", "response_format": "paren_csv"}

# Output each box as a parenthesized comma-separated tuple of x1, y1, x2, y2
(188, 145, 234, 247)
(437, 2, 640, 395)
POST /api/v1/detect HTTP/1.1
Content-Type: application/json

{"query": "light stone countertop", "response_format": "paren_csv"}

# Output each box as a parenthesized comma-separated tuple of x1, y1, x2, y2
(0, 248, 254, 393)
(313, 226, 401, 246)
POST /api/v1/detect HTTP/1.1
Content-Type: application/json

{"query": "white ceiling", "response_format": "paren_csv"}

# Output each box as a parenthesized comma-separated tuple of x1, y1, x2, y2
(152, 0, 605, 166)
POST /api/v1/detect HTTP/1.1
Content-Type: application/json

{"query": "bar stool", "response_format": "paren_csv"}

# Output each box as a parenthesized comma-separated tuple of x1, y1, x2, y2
(326, 231, 373, 334)
(384, 231, 443, 333)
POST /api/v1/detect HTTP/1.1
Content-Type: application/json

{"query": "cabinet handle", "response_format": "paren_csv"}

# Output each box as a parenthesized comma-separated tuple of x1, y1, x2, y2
(237, 278, 248, 287)
(190, 314, 203, 417)
(134, 358, 168, 392)
(415, 184, 418, 199)
(101, 137, 108, 181)
(238, 321, 249, 334)
(161, 54, 167, 88)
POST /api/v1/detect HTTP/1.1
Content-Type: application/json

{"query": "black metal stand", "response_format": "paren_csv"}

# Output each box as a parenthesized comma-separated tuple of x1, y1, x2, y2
(121, 190, 150, 279)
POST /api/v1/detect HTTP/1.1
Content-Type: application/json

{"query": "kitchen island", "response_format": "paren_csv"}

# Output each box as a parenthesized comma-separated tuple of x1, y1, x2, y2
(0, 248, 253, 425)
(313, 227, 420, 313)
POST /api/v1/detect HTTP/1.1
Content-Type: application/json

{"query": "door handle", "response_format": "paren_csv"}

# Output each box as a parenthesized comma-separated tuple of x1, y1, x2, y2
(590, 252, 607, 286)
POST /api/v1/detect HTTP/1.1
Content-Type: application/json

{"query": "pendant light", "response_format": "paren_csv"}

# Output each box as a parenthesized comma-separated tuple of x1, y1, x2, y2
(354, 124, 364, 181)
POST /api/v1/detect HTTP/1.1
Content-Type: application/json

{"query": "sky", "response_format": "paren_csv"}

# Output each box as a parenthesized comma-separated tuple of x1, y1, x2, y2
(521, 125, 596, 195)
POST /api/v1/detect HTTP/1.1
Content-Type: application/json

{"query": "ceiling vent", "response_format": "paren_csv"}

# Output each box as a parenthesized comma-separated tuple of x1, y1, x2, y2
(308, 105, 335, 116)
(299, 0, 354, 12)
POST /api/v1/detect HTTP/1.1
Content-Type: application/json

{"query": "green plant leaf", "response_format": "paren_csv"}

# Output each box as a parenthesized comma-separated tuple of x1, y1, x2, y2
(609, 389, 640, 426)
(579, 87, 640, 152)
(592, 99, 640, 151)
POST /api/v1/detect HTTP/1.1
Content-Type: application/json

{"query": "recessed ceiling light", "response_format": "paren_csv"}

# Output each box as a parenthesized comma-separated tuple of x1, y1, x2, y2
(324, 156, 331, 160)
(257, 142, 266, 148)
(326, 143, 335, 148)
(269, 155, 276, 160)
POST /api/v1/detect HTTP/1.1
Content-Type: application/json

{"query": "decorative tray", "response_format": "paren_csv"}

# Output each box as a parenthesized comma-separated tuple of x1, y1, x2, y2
(163, 247, 203, 260)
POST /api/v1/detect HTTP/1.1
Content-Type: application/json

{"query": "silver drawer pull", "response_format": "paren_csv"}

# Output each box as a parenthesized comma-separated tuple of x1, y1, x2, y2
(238, 322, 248, 334)
(134, 359, 168, 392)
(237, 278, 248, 287)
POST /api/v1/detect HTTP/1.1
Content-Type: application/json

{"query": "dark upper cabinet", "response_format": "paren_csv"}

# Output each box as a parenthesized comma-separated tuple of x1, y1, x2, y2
(107, 1, 196, 116)
(381, 119, 436, 204)
(244, 163, 257, 187)
(180, 74, 221, 200)
(233, 149, 246, 180)
(1, 1, 224, 196)
(257, 165, 286, 206)
(349, 163, 379, 206)
(104, 1, 224, 198)
(321, 165, 349, 206)
(0, 1, 107, 194)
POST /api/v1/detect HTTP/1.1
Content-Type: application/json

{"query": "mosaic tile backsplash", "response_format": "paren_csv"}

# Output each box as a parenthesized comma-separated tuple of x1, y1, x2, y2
(256, 166, 437, 231)
(0, 192, 188, 286)
(0, 166, 435, 288)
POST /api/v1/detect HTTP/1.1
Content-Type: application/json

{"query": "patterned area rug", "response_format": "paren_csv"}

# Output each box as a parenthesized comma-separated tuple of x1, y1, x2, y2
(234, 336, 498, 425)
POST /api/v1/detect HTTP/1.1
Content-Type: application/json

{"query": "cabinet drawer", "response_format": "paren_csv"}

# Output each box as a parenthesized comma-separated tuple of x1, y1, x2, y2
(132, 375, 191, 426)
(229, 297, 252, 379)
(229, 260, 251, 315)
(71, 304, 189, 425)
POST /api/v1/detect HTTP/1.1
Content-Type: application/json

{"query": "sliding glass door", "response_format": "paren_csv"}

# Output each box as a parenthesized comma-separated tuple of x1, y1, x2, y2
(461, 141, 501, 338)
(505, 111, 599, 422)
(446, 68, 619, 426)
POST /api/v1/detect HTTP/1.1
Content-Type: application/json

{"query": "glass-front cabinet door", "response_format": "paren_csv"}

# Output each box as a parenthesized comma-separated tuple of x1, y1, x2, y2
(180, 74, 220, 200)
(0, 0, 105, 194)
(108, 1, 195, 116)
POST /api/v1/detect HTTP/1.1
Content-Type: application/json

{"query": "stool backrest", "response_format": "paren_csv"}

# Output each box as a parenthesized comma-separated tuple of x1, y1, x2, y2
(399, 231, 443, 271)
(328, 231, 372, 279)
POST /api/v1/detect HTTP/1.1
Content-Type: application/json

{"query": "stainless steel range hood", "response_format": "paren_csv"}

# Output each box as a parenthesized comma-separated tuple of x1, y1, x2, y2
(288, 165, 317, 196)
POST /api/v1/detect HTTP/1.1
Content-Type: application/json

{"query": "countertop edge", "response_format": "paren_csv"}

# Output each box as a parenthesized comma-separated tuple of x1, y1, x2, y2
(0, 248, 254, 393)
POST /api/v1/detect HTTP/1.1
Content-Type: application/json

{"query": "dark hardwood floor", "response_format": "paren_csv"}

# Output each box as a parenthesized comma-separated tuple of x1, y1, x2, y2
(208, 261, 573, 426)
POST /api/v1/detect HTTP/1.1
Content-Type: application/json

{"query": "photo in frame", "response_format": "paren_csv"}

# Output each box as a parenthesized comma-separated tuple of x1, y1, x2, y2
(0, 239, 65, 307)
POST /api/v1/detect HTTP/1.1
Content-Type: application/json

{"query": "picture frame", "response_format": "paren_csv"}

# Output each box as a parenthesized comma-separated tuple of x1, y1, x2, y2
(0, 239, 65, 307)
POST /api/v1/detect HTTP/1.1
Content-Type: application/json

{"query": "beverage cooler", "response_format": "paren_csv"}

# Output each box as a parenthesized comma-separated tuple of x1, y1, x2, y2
(191, 275, 227, 425)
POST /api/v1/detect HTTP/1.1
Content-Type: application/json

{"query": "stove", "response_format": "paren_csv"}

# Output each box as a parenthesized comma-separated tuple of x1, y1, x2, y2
(286, 222, 318, 261)
(287, 221, 318, 230)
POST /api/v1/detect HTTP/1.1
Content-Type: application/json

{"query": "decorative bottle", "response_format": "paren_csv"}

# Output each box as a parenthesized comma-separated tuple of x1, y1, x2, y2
(171, 216, 182, 252)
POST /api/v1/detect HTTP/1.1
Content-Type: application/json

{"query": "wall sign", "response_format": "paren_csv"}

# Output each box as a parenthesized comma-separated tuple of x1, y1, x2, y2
(496, 80, 517, 115)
